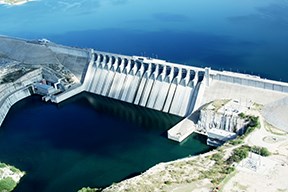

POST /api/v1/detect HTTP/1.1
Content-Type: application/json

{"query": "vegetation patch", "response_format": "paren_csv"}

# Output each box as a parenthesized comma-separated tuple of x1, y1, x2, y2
(78, 187, 101, 192)
(199, 144, 268, 188)
(211, 153, 224, 163)
(199, 149, 237, 186)
(212, 99, 230, 112)
(228, 138, 243, 146)
(0, 177, 17, 192)
(242, 115, 260, 137)
(229, 114, 260, 146)
(0, 67, 36, 84)
(227, 145, 250, 164)
(250, 146, 271, 156)
(0, 162, 25, 192)
(238, 112, 246, 119)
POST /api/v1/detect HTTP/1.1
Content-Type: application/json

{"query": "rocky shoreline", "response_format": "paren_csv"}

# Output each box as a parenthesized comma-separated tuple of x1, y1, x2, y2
(79, 107, 288, 192)
(0, 163, 25, 191)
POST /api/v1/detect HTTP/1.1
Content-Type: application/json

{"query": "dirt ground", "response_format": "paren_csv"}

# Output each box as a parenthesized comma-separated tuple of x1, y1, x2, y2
(221, 114, 288, 192)
(100, 80, 288, 192)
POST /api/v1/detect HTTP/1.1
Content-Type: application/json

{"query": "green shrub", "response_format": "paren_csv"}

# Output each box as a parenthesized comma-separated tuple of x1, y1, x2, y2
(10, 166, 20, 174)
(244, 126, 256, 136)
(227, 146, 249, 164)
(211, 153, 224, 164)
(248, 116, 259, 128)
(229, 138, 243, 145)
(211, 175, 225, 185)
(250, 146, 271, 156)
(0, 177, 17, 192)
(243, 116, 259, 137)
(238, 112, 246, 119)
(260, 147, 271, 156)
(218, 165, 235, 175)
(78, 187, 100, 192)
(224, 166, 235, 174)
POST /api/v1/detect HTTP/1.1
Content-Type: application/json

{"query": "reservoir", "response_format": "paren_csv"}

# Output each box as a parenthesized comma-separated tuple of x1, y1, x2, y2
(1, 1, 287, 190)
(0, 92, 211, 192)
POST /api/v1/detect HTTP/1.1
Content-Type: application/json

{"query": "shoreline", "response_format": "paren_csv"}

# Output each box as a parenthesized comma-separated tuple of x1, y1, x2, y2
(87, 111, 288, 192)
(1, 36, 288, 191)
(0, 0, 32, 6)
(0, 162, 25, 191)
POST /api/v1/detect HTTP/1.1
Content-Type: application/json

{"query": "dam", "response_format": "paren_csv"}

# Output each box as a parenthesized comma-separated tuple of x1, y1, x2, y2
(1, 36, 288, 143)
(51, 48, 288, 142)
(83, 51, 207, 117)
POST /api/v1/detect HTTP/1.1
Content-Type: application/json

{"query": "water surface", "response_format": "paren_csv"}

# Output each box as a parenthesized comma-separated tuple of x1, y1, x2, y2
(0, 93, 211, 191)
(0, 0, 287, 190)
(0, 0, 287, 81)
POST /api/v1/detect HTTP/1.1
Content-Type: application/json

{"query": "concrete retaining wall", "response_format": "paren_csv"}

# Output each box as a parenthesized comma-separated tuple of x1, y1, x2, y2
(0, 69, 43, 127)
(0, 88, 31, 126)
(212, 72, 288, 93)
(51, 51, 95, 104)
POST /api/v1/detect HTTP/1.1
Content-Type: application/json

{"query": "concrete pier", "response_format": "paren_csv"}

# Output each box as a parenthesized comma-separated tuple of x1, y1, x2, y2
(167, 116, 197, 142)
(51, 84, 84, 103)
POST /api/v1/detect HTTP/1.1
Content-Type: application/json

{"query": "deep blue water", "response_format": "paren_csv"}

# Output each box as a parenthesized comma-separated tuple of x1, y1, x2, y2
(0, 0, 288, 81)
(0, 93, 211, 191)
(0, 0, 288, 191)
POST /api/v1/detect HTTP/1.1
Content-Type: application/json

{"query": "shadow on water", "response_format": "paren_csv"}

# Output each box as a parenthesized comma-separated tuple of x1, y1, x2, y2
(0, 92, 211, 192)
(59, 92, 183, 132)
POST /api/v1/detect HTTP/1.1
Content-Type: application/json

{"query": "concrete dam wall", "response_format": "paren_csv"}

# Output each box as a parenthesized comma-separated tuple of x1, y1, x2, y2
(211, 71, 288, 93)
(2, 36, 287, 143)
(84, 51, 205, 117)
(0, 69, 43, 126)
(0, 88, 32, 126)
